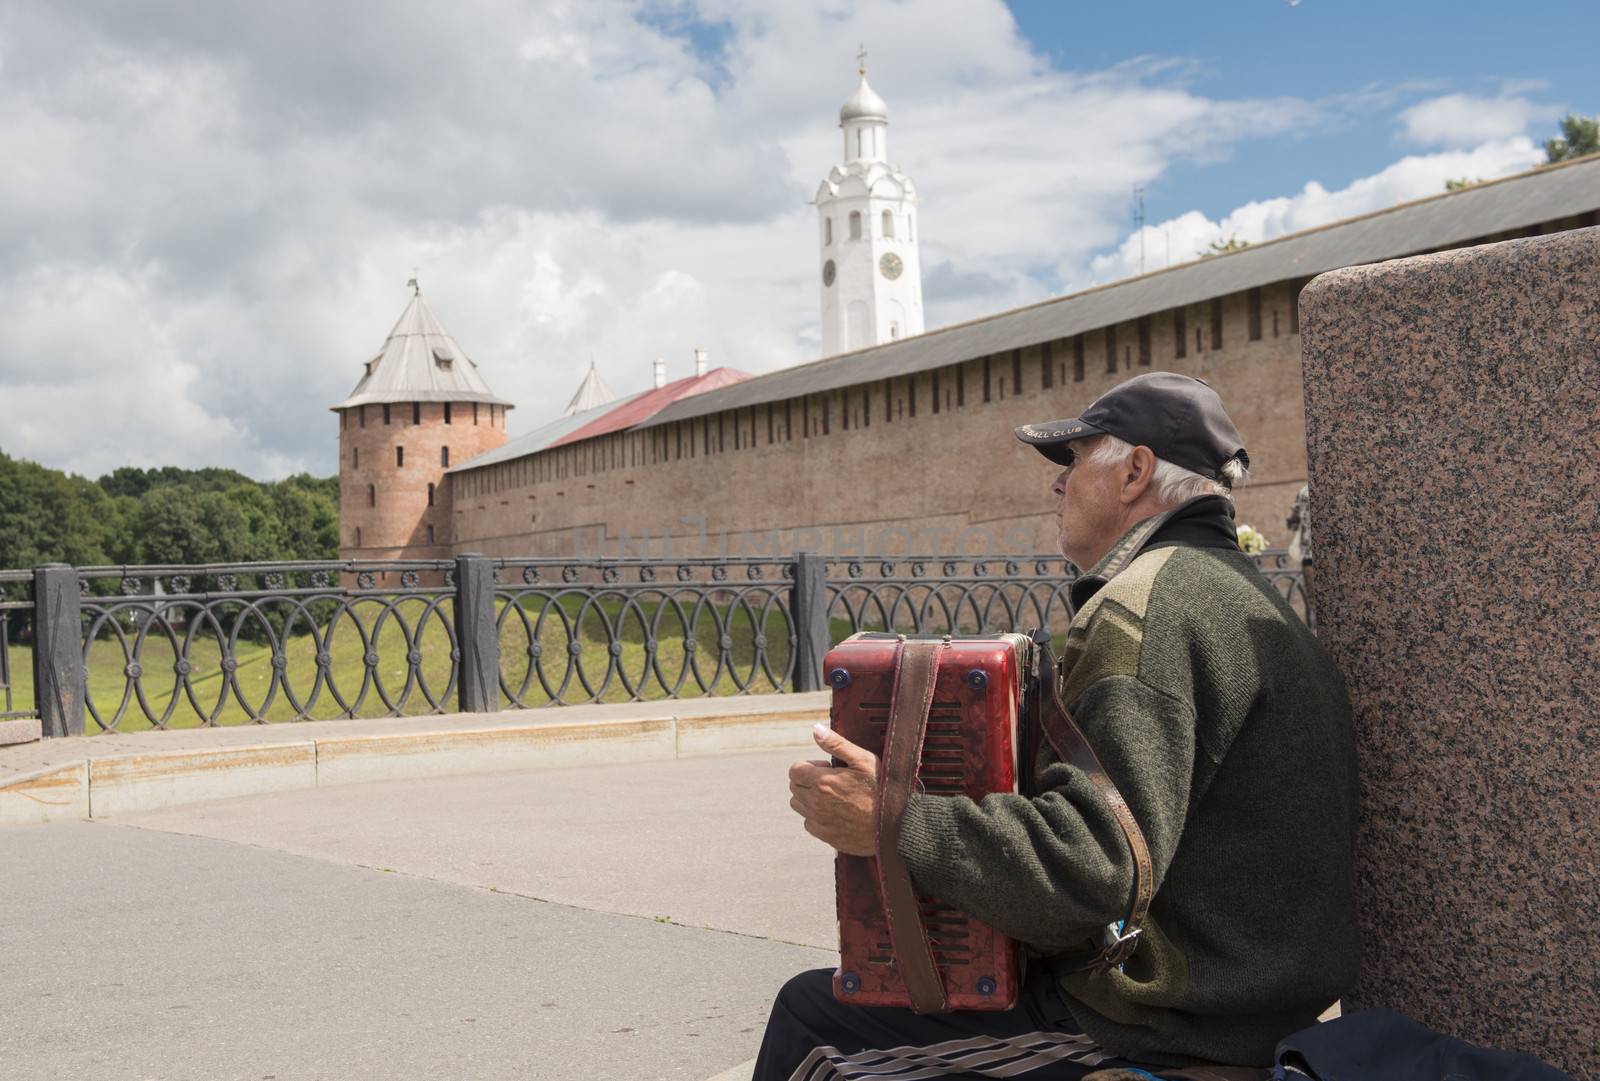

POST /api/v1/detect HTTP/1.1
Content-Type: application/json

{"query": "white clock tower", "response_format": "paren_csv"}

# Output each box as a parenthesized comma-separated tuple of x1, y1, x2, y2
(815, 57, 924, 356)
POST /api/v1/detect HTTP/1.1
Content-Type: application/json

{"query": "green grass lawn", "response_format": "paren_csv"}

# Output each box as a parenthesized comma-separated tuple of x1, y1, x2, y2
(0, 592, 834, 732)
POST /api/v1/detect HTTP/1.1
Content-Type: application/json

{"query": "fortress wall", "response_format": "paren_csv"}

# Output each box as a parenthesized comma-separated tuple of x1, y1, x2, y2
(338, 401, 508, 561)
(448, 281, 1310, 560)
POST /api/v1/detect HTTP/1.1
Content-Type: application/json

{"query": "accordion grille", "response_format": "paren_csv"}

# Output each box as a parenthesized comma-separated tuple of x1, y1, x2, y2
(862, 702, 975, 967)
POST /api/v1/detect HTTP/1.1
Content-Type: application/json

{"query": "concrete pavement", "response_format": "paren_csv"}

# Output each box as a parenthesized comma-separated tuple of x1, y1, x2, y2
(0, 747, 837, 1080)
(0, 693, 831, 824)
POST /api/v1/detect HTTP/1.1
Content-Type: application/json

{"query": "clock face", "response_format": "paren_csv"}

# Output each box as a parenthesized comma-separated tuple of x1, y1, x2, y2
(879, 252, 903, 280)
(822, 259, 836, 287)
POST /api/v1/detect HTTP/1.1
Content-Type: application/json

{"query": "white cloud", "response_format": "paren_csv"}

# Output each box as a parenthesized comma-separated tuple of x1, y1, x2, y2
(0, 0, 1518, 482)
(1398, 92, 1551, 148)
(1086, 138, 1546, 285)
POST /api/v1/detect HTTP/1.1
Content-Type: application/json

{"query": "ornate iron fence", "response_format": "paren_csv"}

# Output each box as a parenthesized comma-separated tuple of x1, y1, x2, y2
(0, 570, 33, 721)
(0, 550, 1307, 737)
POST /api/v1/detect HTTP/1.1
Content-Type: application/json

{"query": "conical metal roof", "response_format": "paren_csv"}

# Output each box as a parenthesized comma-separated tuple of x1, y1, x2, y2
(331, 284, 513, 411)
(563, 360, 616, 416)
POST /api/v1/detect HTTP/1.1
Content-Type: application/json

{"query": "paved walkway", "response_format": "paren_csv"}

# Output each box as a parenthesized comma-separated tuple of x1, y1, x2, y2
(0, 748, 835, 1080)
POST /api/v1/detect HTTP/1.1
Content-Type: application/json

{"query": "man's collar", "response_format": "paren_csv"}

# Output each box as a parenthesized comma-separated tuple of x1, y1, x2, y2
(1068, 496, 1235, 612)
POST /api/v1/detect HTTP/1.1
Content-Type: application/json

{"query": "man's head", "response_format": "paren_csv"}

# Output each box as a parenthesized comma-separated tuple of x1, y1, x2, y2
(1015, 372, 1249, 569)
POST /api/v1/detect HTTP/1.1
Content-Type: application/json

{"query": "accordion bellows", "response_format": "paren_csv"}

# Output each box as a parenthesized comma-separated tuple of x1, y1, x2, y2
(825, 632, 1030, 1011)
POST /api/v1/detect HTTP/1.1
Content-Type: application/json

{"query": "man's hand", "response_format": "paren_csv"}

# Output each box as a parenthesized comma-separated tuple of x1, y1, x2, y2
(788, 724, 879, 857)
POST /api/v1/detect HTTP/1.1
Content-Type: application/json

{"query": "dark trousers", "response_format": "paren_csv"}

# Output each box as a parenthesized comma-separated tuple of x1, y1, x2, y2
(753, 967, 1141, 1081)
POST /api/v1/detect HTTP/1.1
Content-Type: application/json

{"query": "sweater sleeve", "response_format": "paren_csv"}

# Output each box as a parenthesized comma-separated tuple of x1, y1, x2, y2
(895, 674, 1197, 952)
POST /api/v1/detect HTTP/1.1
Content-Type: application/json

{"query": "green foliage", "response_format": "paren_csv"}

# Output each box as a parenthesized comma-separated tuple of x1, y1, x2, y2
(1444, 177, 1484, 191)
(1545, 113, 1600, 164)
(1200, 235, 1251, 258)
(0, 449, 339, 570)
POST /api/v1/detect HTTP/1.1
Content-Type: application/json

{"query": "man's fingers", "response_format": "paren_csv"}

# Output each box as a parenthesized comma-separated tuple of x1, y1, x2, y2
(813, 724, 877, 773)
(789, 759, 834, 789)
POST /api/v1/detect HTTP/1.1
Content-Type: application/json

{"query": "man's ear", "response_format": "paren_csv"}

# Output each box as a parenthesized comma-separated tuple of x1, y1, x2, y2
(1121, 445, 1157, 504)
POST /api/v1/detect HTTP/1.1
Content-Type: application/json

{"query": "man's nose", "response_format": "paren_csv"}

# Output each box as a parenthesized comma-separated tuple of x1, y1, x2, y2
(1051, 469, 1069, 496)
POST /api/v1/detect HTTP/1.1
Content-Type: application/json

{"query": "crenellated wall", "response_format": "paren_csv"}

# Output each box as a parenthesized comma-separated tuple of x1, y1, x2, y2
(447, 282, 1311, 561)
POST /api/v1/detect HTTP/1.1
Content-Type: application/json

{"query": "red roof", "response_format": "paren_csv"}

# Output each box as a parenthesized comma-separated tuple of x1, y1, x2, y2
(549, 367, 751, 447)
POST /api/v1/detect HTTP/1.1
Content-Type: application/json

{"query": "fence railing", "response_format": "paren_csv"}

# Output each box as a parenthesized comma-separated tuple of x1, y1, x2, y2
(0, 550, 1308, 737)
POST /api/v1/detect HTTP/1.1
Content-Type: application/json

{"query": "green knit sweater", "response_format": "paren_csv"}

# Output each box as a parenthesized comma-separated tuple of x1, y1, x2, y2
(897, 520, 1359, 1066)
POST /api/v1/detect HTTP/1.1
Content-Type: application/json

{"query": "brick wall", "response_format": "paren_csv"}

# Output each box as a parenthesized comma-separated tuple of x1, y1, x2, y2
(446, 281, 1309, 560)
(338, 401, 508, 561)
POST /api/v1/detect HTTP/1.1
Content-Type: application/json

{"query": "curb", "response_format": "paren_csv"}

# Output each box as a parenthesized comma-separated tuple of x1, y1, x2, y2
(0, 707, 825, 825)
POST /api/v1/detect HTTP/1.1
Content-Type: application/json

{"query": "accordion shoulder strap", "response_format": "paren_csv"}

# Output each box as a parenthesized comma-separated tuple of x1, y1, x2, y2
(875, 637, 949, 1014)
(1034, 635, 1153, 970)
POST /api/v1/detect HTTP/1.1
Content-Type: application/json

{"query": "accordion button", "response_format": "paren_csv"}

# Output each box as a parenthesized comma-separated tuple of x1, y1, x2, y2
(827, 667, 852, 689)
(840, 972, 861, 994)
(977, 977, 996, 996)
(965, 668, 988, 690)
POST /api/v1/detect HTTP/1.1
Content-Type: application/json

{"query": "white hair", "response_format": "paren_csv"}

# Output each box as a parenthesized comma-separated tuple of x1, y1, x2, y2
(1084, 435, 1250, 506)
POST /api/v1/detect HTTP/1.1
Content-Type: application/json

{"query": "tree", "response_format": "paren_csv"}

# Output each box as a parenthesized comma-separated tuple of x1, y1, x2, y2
(0, 450, 113, 569)
(1545, 113, 1600, 164)
(1444, 177, 1484, 192)
(1200, 235, 1251, 258)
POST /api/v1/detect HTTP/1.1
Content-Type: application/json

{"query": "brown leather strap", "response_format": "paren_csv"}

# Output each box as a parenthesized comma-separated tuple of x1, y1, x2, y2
(1033, 635, 1153, 970)
(875, 637, 949, 1014)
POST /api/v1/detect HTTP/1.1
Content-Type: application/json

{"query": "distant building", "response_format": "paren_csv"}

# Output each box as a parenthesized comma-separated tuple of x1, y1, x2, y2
(817, 62, 925, 355)
(444, 154, 1600, 560)
(332, 281, 511, 561)
(335, 72, 1600, 564)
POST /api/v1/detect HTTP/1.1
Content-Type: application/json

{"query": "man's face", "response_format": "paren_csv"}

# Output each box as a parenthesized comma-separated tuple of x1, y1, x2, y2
(1051, 436, 1126, 571)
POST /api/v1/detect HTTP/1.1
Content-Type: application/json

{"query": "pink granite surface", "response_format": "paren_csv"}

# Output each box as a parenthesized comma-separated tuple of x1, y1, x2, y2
(1299, 226, 1599, 1077)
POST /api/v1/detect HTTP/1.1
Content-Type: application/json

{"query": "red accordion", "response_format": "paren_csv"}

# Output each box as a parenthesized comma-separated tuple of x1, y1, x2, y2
(824, 632, 1034, 1012)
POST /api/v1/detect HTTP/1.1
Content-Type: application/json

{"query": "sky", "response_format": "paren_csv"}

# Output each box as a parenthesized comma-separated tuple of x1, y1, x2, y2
(1, 0, 1593, 480)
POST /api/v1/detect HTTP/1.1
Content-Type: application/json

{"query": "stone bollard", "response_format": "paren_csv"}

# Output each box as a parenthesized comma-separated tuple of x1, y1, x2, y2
(1299, 225, 1600, 1076)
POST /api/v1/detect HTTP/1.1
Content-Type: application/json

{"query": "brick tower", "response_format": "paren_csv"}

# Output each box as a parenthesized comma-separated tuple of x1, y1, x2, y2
(333, 280, 513, 560)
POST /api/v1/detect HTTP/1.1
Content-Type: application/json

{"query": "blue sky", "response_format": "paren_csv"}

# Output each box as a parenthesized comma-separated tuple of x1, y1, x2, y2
(1009, 0, 1592, 232)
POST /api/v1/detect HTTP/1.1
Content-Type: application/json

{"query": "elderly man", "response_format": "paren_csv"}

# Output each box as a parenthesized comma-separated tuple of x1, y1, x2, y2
(759, 372, 1357, 1080)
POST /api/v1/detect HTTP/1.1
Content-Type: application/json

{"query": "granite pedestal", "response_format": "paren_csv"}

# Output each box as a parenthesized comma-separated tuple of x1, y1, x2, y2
(1299, 227, 1599, 1076)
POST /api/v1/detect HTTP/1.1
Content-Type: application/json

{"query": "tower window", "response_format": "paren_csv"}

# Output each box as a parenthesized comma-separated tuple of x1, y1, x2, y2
(849, 212, 862, 240)
(352, 447, 359, 468)
(473, 402, 480, 425)
(412, 402, 420, 424)
(1174, 309, 1187, 359)
(427, 482, 435, 507)
(882, 211, 894, 239)
(1138, 317, 1152, 366)
(359, 406, 366, 428)
(426, 524, 435, 545)
(857, 129, 863, 157)
(444, 402, 453, 424)
(1041, 341, 1054, 389)
(367, 484, 375, 508)
(1211, 298, 1224, 350)
(355, 526, 361, 548)
(889, 321, 900, 340)
(383, 404, 391, 425)
(1073, 336, 1085, 382)
(396, 446, 404, 467)
(1105, 326, 1118, 374)
(441, 446, 449, 467)
(908, 215, 914, 242)
(825, 218, 833, 245)
(1247, 288, 1262, 341)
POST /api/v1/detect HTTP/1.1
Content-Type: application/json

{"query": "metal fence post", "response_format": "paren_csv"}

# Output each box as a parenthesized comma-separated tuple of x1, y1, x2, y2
(454, 554, 500, 712)
(791, 551, 830, 693)
(32, 563, 85, 738)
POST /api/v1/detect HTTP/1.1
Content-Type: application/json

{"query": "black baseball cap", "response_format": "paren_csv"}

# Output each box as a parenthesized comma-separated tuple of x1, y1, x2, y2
(1014, 372, 1249, 483)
